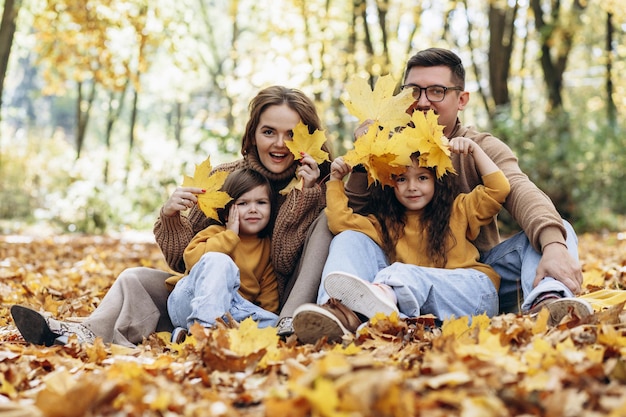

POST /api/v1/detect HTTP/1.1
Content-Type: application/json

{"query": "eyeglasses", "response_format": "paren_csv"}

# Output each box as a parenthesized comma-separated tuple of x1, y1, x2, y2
(400, 84, 463, 102)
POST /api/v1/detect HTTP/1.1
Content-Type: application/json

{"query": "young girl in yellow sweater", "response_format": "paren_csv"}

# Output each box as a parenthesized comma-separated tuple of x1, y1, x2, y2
(167, 168, 278, 338)
(293, 137, 511, 344)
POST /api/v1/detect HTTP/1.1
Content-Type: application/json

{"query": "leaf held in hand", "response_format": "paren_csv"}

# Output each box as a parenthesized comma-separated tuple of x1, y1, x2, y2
(279, 176, 304, 196)
(182, 156, 232, 221)
(341, 74, 414, 128)
(343, 124, 408, 187)
(286, 121, 330, 164)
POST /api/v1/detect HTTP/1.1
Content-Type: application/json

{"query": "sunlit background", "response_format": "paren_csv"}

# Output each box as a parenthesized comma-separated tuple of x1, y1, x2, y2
(0, 0, 624, 234)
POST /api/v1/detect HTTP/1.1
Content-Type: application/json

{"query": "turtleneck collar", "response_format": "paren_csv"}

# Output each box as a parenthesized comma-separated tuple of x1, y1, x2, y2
(245, 147, 297, 187)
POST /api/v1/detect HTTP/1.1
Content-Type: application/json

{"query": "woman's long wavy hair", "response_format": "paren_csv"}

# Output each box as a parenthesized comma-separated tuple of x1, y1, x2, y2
(363, 159, 459, 267)
(240, 85, 332, 181)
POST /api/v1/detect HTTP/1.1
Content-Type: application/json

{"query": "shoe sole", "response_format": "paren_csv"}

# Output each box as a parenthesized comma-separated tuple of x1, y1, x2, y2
(171, 327, 188, 344)
(292, 305, 350, 345)
(276, 317, 294, 338)
(545, 298, 594, 326)
(11, 305, 59, 346)
(324, 272, 398, 319)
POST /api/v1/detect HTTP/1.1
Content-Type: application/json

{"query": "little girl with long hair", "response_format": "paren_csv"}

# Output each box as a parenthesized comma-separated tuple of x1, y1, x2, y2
(292, 137, 510, 344)
(167, 168, 279, 341)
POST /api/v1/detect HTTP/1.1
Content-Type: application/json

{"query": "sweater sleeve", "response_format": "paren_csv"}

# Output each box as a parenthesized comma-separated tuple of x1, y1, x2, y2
(458, 170, 511, 241)
(325, 180, 382, 245)
(153, 159, 244, 273)
(475, 132, 567, 251)
(183, 226, 240, 272)
(271, 182, 326, 278)
(153, 205, 213, 273)
(344, 171, 371, 213)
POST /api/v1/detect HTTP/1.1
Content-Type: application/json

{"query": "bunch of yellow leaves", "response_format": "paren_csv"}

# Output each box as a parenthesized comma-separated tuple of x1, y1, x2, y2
(182, 156, 232, 221)
(342, 74, 454, 186)
(280, 121, 330, 195)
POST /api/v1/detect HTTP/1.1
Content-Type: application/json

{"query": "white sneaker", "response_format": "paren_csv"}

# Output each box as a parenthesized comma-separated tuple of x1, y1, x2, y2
(324, 272, 399, 319)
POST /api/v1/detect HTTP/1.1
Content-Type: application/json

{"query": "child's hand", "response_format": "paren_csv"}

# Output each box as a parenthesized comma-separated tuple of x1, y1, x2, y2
(226, 205, 240, 235)
(448, 137, 475, 155)
(297, 152, 321, 188)
(330, 157, 351, 181)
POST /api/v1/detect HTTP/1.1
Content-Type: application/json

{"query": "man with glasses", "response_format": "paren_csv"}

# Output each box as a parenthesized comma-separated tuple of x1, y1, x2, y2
(279, 48, 592, 342)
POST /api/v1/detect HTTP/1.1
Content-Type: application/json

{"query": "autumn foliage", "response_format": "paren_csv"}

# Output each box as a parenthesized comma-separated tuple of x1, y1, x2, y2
(1, 232, 626, 416)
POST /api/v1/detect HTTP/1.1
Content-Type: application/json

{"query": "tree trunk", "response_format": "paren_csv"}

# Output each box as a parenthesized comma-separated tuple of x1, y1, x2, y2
(0, 0, 21, 120)
(461, 0, 491, 118)
(488, 1, 518, 107)
(125, 87, 139, 185)
(76, 80, 97, 160)
(606, 12, 616, 133)
(103, 84, 129, 183)
(530, 0, 586, 111)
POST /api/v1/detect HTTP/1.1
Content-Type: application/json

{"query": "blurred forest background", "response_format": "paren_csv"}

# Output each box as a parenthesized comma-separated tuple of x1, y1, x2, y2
(0, 0, 624, 235)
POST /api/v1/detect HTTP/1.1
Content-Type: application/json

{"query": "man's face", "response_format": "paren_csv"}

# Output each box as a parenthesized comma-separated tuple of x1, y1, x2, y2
(404, 66, 469, 137)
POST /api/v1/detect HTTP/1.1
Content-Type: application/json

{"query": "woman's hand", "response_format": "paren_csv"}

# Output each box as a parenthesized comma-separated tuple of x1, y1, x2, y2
(226, 205, 240, 235)
(330, 157, 351, 181)
(297, 152, 321, 188)
(162, 187, 204, 217)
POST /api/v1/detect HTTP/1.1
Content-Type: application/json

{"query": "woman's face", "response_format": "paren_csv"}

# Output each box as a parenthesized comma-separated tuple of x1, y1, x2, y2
(253, 104, 299, 174)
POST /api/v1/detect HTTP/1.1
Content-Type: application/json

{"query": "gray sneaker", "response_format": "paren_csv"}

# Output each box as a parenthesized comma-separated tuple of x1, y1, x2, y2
(11, 305, 96, 346)
(528, 295, 594, 326)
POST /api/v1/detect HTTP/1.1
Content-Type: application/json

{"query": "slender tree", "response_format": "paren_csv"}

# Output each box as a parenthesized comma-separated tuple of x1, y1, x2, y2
(530, 0, 587, 111)
(0, 0, 21, 121)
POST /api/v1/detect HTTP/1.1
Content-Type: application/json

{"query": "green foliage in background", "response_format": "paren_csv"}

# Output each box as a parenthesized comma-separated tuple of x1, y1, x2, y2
(0, 0, 624, 235)
(0, 126, 239, 234)
(492, 107, 625, 234)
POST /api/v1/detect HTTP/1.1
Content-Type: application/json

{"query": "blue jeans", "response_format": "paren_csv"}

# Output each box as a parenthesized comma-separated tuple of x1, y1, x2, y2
(319, 231, 499, 320)
(482, 220, 578, 313)
(167, 252, 278, 329)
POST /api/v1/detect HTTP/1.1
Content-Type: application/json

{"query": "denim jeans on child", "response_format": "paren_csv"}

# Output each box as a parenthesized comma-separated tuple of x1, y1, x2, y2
(167, 252, 278, 329)
(319, 230, 499, 320)
(482, 220, 578, 313)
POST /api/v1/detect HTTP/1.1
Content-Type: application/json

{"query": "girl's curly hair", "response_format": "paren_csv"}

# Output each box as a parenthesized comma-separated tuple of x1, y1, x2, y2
(363, 162, 459, 267)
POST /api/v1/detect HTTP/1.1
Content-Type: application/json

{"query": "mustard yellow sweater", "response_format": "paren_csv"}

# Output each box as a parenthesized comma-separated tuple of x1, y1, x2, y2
(168, 225, 279, 314)
(325, 171, 510, 289)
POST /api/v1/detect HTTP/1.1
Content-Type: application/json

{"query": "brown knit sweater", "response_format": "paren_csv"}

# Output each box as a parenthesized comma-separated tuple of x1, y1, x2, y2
(153, 148, 327, 304)
(345, 118, 567, 254)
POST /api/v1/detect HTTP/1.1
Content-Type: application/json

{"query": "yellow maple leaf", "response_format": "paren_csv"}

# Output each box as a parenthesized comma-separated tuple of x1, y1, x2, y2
(289, 377, 350, 417)
(441, 316, 471, 338)
(278, 176, 303, 196)
(580, 289, 626, 310)
(228, 317, 279, 359)
(341, 74, 415, 129)
(285, 121, 330, 164)
(343, 124, 406, 187)
(391, 110, 454, 178)
(182, 156, 232, 221)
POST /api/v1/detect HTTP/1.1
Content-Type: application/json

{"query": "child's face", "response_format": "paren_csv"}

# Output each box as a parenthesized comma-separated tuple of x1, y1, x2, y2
(233, 185, 272, 236)
(393, 164, 435, 211)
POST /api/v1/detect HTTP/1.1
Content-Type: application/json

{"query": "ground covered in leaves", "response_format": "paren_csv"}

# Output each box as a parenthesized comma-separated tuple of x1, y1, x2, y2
(1, 232, 626, 416)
